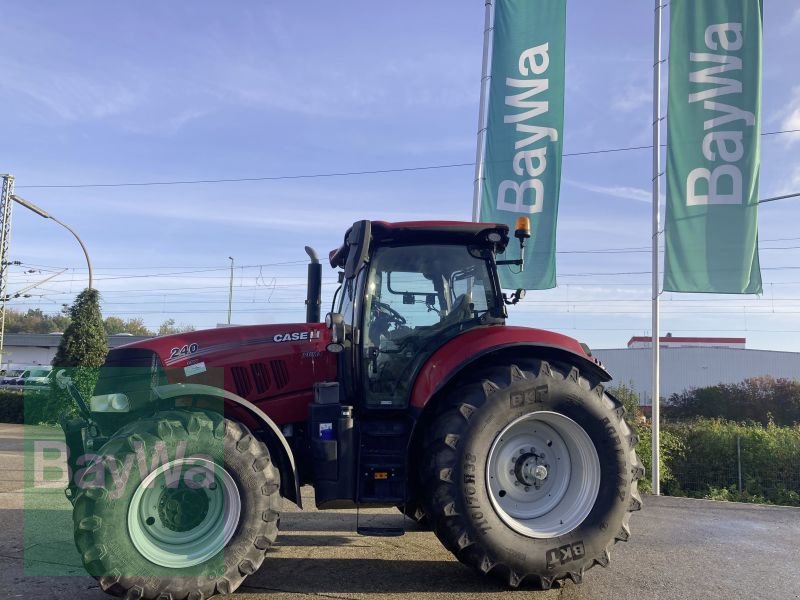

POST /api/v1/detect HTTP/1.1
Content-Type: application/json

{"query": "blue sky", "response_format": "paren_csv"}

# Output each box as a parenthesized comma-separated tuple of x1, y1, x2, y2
(1, 1, 800, 351)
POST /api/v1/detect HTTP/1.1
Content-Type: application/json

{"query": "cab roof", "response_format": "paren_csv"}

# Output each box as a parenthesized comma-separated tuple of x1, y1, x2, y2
(329, 220, 510, 268)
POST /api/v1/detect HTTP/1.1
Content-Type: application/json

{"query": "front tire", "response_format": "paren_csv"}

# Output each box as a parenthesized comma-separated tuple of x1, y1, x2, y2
(420, 360, 643, 588)
(72, 410, 280, 599)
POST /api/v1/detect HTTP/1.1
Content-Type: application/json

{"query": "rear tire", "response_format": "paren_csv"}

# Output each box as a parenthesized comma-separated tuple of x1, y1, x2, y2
(72, 410, 280, 599)
(420, 360, 642, 588)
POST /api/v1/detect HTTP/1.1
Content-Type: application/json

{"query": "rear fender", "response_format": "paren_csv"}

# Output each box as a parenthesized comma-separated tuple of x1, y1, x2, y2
(410, 326, 610, 411)
(152, 383, 302, 507)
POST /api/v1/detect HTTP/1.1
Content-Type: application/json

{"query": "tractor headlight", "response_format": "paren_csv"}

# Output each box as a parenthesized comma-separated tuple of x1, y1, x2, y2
(90, 393, 131, 413)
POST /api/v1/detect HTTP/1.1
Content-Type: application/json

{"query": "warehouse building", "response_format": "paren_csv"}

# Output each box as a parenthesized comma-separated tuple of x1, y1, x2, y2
(594, 335, 800, 406)
(0, 333, 151, 372)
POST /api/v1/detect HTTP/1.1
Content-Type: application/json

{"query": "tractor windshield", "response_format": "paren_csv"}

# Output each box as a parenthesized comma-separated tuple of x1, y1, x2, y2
(362, 244, 498, 407)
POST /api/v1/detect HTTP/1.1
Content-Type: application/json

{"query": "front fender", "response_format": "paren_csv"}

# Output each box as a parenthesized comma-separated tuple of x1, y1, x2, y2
(410, 326, 610, 410)
(152, 383, 302, 507)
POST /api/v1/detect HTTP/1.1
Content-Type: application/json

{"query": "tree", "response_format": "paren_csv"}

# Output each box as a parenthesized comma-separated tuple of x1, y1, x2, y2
(4, 308, 71, 333)
(104, 316, 153, 336)
(49, 289, 108, 419)
(158, 318, 195, 336)
(664, 377, 800, 426)
(608, 381, 645, 428)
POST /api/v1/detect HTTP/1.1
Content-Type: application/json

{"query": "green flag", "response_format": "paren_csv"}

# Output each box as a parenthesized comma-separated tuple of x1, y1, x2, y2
(664, 0, 763, 294)
(480, 0, 566, 290)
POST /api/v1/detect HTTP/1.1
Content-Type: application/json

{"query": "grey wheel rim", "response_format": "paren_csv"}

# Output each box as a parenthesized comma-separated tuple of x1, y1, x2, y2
(127, 458, 241, 568)
(486, 411, 601, 538)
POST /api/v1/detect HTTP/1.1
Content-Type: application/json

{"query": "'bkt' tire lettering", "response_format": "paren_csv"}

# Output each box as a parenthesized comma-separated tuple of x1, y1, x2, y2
(545, 541, 585, 567)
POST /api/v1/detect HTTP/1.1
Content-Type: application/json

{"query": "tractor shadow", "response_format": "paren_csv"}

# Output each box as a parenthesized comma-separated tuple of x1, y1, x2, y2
(240, 556, 554, 596)
(241, 509, 565, 596)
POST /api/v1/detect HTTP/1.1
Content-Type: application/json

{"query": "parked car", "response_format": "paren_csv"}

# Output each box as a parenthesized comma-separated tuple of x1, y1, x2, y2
(0, 369, 24, 386)
(18, 366, 54, 389)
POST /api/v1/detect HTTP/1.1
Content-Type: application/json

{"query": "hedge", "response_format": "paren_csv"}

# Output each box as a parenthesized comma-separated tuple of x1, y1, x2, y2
(665, 419, 800, 506)
(0, 389, 24, 423)
(0, 388, 69, 425)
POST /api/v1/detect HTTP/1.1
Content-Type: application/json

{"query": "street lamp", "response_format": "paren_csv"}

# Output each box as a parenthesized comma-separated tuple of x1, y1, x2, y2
(11, 195, 93, 289)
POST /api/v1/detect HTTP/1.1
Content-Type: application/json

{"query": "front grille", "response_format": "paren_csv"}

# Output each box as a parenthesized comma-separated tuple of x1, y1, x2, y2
(230, 366, 252, 397)
(270, 360, 289, 389)
(250, 362, 271, 394)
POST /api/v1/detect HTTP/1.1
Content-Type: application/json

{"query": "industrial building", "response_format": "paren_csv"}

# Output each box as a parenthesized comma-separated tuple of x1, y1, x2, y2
(0, 333, 151, 371)
(594, 335, 800, 405)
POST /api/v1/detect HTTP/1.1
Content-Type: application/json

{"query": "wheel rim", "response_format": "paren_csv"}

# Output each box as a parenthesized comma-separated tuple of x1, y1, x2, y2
(486, 411, 601, 538)
(127, 458, 241, 568)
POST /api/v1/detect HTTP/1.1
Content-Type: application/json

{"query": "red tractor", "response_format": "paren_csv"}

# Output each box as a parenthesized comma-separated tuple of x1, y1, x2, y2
(61, 220, 642, 599)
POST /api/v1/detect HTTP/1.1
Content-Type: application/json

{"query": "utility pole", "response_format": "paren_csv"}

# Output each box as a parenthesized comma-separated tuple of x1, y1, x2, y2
(0, 175, 15, 371)
(227, 256, 234, 325)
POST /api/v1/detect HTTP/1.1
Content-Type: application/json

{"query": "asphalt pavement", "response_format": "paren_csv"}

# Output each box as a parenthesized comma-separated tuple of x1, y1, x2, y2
(1, 422, 798, 600)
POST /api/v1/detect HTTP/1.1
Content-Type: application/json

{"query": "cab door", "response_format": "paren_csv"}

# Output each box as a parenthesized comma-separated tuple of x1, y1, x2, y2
(336, 269, 366, 404)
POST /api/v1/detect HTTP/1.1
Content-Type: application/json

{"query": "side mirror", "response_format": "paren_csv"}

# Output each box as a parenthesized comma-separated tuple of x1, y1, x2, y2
(325, 312, 346, 353)
(55, 369, 72, 390)
(503, 289, 526, 305)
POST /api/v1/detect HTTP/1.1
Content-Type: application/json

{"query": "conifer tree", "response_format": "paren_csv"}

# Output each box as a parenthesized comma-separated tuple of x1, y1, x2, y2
(48, 288, 107, 419)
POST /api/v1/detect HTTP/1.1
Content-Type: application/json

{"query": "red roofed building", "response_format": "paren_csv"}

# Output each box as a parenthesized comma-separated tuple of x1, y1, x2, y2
(626, 334, 746, 350)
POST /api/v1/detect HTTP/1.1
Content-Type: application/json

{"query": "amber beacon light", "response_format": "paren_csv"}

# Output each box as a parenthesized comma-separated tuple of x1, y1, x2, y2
(514, 216, 531, 240)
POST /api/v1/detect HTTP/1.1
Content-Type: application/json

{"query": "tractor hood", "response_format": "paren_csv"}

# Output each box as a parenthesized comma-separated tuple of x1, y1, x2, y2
(106, 322, 337, 422)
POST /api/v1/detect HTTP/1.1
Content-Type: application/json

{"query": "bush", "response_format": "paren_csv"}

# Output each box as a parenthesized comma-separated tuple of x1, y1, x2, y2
(609, 377, 800, 505)
(635, 425, 684, 494)
(0, 389, 24, 423)
(27, 387, 72, 425)
(0, 388, 56, 424)
(662, 419, 800, 506)
(608, 381, 644, 424)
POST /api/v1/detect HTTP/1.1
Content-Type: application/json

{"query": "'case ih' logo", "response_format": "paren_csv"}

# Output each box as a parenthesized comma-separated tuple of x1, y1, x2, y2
(273, 330, 321, 343)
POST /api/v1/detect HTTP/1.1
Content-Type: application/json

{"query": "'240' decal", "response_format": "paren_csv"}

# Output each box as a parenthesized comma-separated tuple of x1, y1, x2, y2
(169, 343, 199, 360)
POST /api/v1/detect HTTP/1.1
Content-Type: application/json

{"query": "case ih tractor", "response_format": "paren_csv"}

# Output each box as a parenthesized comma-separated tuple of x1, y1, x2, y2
(60, 219, 642, 599)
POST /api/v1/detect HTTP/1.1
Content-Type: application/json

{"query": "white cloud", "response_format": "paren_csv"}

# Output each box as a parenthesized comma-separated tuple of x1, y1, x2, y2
(218, 50, 475, 119)
(74, 192, 451, 235)
(776, 165, 800, 197)
(783, 8, 800, 34)
(0, 61, 143, 122)
(0, 57, 212, 136)
(394, 137, 474, 156)
(611, 83, 651, 113)
(564, 178, 654, 203)
(779, 86, 800, 147)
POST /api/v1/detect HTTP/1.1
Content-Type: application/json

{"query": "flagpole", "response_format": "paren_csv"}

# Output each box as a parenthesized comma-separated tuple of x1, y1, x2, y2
(472, 0, 494, 223)
(651, 0, 663, 496)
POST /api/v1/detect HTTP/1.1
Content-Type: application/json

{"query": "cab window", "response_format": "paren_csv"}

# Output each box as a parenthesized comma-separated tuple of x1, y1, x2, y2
(362, 244, 496, 407)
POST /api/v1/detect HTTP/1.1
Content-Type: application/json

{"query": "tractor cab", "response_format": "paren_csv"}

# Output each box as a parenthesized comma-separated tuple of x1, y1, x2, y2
(326, 220, 519, 410)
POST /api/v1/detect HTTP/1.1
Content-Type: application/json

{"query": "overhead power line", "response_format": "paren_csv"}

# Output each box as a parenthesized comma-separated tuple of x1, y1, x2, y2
(14, 127, 800, 190)
(759, 191, 800, 205)
(15, 234, 800, 276)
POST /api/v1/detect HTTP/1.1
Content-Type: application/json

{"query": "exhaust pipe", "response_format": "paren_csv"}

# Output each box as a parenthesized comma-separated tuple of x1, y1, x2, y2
(304, 246, 322, 323)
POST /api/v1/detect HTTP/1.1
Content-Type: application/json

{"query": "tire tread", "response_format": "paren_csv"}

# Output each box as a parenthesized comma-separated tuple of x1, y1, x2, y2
(72, 409, 281, 599)
(419, 359, 641, 589)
